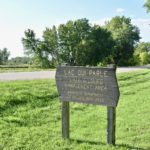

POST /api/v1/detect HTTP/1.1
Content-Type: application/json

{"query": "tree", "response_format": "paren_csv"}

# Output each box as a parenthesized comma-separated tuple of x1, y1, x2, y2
(22, 29, 40, 56)
(86, 25, 114, 66)
(0, 48, 10, 65)
(135, 42, 150, 54)
(105, 16, 140, 66)
(22, 29, 50, 68)
(134, 42, 150, 65)
(139, 52, 150, 65)
(144, 0, 150, 12)
(43, 26, 59, 66)
(58, 18, 91, 65)
(58, 18, 114, 66)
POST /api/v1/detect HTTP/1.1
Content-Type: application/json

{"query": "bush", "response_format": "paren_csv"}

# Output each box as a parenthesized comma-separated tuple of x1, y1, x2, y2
(127, 54, 140, 66)
(139, 52, 150, 65)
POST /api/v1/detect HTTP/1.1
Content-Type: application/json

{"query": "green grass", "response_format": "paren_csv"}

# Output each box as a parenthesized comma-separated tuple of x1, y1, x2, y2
(0, 70, 150, 150)
(0, 67, 55, 73)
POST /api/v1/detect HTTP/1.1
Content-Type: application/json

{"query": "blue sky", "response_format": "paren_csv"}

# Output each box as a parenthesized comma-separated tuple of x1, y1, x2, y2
(0, 0, 150, 57)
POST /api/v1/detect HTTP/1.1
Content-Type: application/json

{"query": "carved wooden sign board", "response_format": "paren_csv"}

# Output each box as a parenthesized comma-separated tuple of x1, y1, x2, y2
(56, 66, 120, 107)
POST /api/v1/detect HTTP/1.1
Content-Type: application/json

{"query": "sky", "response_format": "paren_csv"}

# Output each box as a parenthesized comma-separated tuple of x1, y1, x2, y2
(0, 0, 150, 58)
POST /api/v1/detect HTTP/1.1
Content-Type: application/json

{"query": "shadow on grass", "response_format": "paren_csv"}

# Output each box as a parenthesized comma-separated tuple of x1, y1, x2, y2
(70, 138, 105, 146)
(118, 71, 150, 89)
(121, 83, 150, 95)
(119, 72, 150, 86)
(0, 93, 58, 114)
(34, 92, 58, 101)
(116, 143, 149, 150)
(119, 77, 150, 89)
(0, 98, 28, 113)
(70, 138, 149, 150)
(118, 71, 150, 81)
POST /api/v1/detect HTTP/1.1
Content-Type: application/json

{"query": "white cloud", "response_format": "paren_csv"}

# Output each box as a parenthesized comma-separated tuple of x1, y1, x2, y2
(116, 8, 125, 13)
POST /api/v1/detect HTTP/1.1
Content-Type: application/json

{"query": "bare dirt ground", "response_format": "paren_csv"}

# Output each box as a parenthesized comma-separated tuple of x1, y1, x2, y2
(0, 67, 149, 81)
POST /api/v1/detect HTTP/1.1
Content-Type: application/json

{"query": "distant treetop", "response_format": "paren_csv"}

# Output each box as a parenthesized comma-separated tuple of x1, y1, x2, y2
(144, 0, 150, 12)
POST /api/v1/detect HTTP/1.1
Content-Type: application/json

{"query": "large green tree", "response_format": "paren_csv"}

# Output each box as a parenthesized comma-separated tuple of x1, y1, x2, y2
(58, 18, 114, 66)
(144, 0, 150, 12)
(0, 48, 10, 65)
(58, 18, 91, 65)
(105, 16, 140, 66)
(87, 25, 114, 65)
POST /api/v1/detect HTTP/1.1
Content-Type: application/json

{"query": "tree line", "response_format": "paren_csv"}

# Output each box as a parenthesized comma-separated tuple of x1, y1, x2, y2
(1, 15, 150, 67)
(0, 48, 10, 65)
(0, 48, 30, 66)
(22, 16, 142, 67)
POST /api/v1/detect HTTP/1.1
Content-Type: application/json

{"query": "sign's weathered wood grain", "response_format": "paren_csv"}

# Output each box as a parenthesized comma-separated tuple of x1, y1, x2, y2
(56, 66, 120, 107)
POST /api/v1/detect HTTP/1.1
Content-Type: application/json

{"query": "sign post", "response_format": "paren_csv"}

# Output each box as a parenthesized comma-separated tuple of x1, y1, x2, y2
(107, 106, 116, 145)
(55, 66, 120, 145)
(62, 101, 70, 139)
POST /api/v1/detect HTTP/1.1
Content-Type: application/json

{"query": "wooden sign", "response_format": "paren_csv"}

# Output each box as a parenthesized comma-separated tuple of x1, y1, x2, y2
(56, 66, 120, 107)
(55, 66, 120, 145)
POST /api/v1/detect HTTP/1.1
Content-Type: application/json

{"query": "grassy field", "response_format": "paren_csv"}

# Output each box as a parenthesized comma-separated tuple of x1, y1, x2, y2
(0, 66, 55, 73)
(0, 70, 150, 150)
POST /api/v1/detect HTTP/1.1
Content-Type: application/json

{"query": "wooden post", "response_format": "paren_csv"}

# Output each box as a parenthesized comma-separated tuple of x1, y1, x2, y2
(62, 101, 70, 139)
(107, 106, 116, 145)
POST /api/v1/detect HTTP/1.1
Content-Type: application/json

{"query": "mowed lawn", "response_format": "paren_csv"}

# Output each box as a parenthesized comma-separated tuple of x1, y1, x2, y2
(0, 70, 150, 150)
(0, 67, 54, 73)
